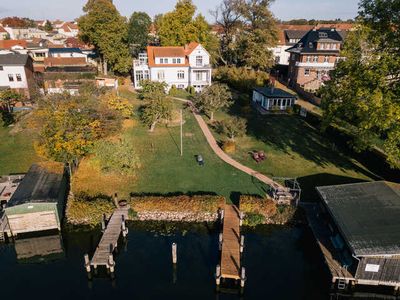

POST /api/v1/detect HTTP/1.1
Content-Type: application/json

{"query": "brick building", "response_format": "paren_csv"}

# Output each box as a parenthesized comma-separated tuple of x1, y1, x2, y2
(286, 28, 347, 92)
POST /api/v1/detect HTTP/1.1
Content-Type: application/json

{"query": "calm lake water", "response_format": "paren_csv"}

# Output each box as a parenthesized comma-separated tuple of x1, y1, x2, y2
(0, 223, 388, 300)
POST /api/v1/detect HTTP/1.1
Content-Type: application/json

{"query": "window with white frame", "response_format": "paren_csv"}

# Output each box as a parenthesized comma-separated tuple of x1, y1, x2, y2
(306, 56, 311, 63)
(177, 58, 181, 64)
(157, 71, 165, 80)
(8, 74, 14, 82)
(324, 56, 329, 63)
(195, 71, 202, 81)
(332, 43, 337, 50)
(177, 70, 185, 79)
(304, 69, 310, 76)
(160, 58, 164, 64)
(173, 58, 177, 64)
(313, 56, 318, 62)
(16, 74, 22, 82)
(196, 56, 203, 67)
(164, 58, 169, 64)
(177, 84, 185, 89)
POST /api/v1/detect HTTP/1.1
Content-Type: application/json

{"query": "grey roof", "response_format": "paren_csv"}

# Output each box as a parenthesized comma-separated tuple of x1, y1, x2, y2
(254, 87, 297, 99)
(356, 257, 400, 284)
(285, 30, 308, 40)
(287, 28, 344, 54)
(7, 164, 65, 207)
(0, 53, 29, 66)
(49, 47, 82, 54)
(317, 181, 400, 257)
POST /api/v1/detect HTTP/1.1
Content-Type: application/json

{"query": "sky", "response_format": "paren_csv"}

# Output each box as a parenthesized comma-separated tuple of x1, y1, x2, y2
(0, 0, 360, 22)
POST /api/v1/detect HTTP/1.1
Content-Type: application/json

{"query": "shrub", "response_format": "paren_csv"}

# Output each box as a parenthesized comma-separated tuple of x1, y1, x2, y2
(213, 66, 270, 93)
(129, 195, 225, 213)
(286, 107, 294, 115)
(222, 140, 236, 153)
(240, 195, 277, 218)
(186, 86, 195, 95)
(169, 85, 178, 96)
(244, 213, 266, 227)
(66, 192, 115, 226)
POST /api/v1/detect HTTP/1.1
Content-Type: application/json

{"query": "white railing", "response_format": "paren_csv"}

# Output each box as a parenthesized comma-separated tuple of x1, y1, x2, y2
(295, 62, 335, 68)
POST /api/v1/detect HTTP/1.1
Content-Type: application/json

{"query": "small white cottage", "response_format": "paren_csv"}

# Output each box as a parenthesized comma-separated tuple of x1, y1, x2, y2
(252, 87, 297, 112)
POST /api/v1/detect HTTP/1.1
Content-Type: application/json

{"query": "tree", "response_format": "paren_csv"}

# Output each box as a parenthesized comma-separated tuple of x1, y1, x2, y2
(141, 97, 173, 132)
(33, 93, 121, 163)
(78, 0, 131, 74)
(194, 83, 233, 121)
(138, 80, 167, 101)
(321, 0, 400, 168)
(0, 89, 22, 112)
(219, 116, 247, 141)
(2, 17, 29, 28)
(102, 92, 133, 118)
(237, 0, 278, 70)
(44, 20, 53, 32)
(157, 0, 216, 53)
(127, 12, 152, 52)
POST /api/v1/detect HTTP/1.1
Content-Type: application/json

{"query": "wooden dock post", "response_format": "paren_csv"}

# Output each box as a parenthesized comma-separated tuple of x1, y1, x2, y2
(101, 214, 106, 232)
(240, 235, 245, 253)
(84, 254, 91, 273)
(220, 209, 224, 221)
(216, 264, 221, 285)
(121, 215, 128, 238)
(172, 243, 177, 264)
(240, 267, 246, 288)
(219, 232, 223, 251)
(239, 212, 244, 226)
(108, 253, 115, 273)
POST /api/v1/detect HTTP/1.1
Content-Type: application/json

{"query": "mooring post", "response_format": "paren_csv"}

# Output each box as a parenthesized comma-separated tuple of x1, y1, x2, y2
(239, 212, 244, 226)
(84, 254, 91, 273)
(240, 235, 245, 253)
(240, 267, 246, 288)
(172, 243, 177, 264)
(121, 215, 128, 237)
(101, 214, 106, 232)
(220, 209, 224, 221)
(219, 232, 223, 251)
(114, 193, 119, 208)
(215, 264, 221, 285)
(108, 254, 115, 273)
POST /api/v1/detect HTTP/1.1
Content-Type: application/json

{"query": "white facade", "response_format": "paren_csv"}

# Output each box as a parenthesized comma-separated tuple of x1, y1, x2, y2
(252, 90, 296, 111)
(4, 27, 48, 40)
(0, 65, 29, 90)
(133, 43, 212, 93)
(271, 45, 291, 66)
(48, 49, 87, 62)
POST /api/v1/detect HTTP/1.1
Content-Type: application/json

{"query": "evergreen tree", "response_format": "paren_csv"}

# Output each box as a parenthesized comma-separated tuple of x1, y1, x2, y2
(127, 12, 152, 52)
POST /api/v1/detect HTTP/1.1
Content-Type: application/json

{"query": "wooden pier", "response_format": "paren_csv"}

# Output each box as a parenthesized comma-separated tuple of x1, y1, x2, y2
(85, 208, 129, 274)
(0, 212, 10, 242)
(216, 204, 245, 287)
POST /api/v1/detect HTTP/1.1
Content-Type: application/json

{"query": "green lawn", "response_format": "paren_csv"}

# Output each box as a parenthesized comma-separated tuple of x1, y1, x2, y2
(122, 100, 267, 202)
(210, 107, 379, 202)
(0, 125, 40, 175)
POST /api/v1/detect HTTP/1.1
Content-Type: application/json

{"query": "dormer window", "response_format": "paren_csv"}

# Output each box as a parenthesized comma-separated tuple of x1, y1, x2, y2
(196, 56, 203, 67)
(319, 32, 328, 38)
(164, 58, 168, 64)
(309, 42, 313, 48)
(177, 58, 181, 64)
(160, 58, 164, 64)
(173, 58, 176, 64)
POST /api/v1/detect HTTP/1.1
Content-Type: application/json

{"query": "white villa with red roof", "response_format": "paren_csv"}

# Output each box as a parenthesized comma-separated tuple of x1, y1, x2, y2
(133, 42, 212, 92)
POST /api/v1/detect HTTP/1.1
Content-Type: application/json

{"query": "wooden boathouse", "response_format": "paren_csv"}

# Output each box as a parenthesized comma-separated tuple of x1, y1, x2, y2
(216, 204, 246, 288)
(304, 181, 400, 292)
(0, 163, 67, 239)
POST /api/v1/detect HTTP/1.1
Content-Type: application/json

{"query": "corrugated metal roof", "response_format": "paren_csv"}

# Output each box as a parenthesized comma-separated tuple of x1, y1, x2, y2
(0, 53, 29, 65)
(7, 164, 65, 207)
(317, 181, 400, 257)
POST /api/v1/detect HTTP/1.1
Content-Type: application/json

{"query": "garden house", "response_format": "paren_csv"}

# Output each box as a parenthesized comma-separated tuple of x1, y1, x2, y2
(252, 87, 297, 112)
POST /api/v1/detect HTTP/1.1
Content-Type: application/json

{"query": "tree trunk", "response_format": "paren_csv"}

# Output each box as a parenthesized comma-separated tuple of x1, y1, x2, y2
(149, 121, 157, 132)
(103, 58, 108, 75)
(7, 102, 11, 113)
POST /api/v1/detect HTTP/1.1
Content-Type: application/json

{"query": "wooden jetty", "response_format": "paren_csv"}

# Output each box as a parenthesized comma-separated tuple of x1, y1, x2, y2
(216, 204, 245, 287)
(85, 208, 129, 274)
(0, 212, 10, 242)
(302, 203, 354, 288)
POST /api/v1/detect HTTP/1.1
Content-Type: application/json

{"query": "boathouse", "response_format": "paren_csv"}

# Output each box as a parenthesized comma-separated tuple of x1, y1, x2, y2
(3, 163, 67, 236)
(252, 86, 297, 113)
(312, 181, 400, 291)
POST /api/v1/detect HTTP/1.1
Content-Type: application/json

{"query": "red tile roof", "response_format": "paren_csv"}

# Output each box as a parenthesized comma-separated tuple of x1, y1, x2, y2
(0, 25, 7, 33)
(0, 40, 27, 49)
(147, 46, 190, 68)
(44, 57, 87, 67)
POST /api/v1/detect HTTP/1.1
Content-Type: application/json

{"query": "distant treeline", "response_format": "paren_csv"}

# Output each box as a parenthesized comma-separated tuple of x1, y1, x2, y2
(278, 19, 355, 25)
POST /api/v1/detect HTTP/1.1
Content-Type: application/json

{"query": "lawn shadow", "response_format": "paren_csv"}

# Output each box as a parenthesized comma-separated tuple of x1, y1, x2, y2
(167, 127, 181, 155)
(297, 173, 370, 203)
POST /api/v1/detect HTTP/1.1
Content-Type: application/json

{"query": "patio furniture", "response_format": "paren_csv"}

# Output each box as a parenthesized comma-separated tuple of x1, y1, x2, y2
(197, 155, 204, 166)
(252, 152, 262, 163)
(258, 151, 266, 160)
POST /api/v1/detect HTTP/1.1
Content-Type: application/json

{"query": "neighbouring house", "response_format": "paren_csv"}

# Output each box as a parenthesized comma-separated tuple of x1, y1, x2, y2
(0, 39, 28, 54)
(27, 38, 51, 66)
(133, 42, 212, 92)
(96, 76, 118, 90)
(3, 163, 67, 237)
(0, 25, 9, 40)
(308, 181, 400, 291)
(48, 47, 88, 61)
(57, 22, 79, 38)
(252, 86, 297, 113)
(0, 52, 35, 98)
(286, 28, 346, 92)
(42, 56, 96, 95)
(3, 26, 48, 40)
